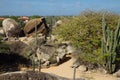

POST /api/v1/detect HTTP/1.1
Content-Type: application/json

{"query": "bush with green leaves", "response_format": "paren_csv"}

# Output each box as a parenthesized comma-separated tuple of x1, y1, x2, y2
(0, 36, 10, 53)
(53, 11, 120, 67)
(0, 20, 2, 27)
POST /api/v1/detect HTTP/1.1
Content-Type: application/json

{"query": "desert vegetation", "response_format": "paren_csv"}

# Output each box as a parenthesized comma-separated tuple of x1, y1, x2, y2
(0, 11, 120, 80)
(53, 11, 120, 73)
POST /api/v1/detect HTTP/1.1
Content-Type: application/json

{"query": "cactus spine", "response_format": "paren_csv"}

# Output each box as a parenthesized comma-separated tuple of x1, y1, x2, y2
(101, 14, 120, 73)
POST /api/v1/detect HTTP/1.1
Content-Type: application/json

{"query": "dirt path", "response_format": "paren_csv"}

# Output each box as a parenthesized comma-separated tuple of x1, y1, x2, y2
(41, 58, 80, 79)
(41, 58, 117, 80)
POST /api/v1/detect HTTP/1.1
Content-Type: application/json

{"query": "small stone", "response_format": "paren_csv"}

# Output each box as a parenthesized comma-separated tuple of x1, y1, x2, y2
(98, 68, 107, 74)
(114, 70, 120, 78)
(78, 65, 88, 72)
(43, 61, 50, 66)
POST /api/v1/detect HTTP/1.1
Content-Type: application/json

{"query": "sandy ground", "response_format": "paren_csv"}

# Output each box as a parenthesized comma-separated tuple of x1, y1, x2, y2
(41, 58, 117, 80)
(41, 58, 80, 79)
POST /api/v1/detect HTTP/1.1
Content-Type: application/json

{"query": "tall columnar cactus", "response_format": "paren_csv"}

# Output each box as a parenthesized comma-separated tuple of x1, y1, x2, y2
(101, 14, 120, 73)
(32, 20, 41, 72)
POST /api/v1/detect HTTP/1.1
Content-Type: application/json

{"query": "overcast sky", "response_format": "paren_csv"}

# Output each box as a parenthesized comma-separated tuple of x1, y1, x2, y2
(0, 0, 120, 16)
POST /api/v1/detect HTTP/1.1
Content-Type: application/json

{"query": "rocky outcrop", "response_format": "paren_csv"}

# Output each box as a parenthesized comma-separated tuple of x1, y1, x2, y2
(9, 40, 28, 55)
(0, 71, 84, 80)
(0, 71, 71, 80)
(24, 17, 49, 37)
(21, 36, 74, 67)
(2, 18, 20, 38)
(36, 43, 69, 66)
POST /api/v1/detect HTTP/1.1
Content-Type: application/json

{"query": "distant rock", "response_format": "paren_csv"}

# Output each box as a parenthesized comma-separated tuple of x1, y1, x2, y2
(53, 20, 62, 28)
(24, 17, 50, 37)
(2, 18, 20, 38)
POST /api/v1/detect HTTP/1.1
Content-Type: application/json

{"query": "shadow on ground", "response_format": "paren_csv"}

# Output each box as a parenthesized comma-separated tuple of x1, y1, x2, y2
(58, 56, 71, 65)
(0, 53, 30, 74)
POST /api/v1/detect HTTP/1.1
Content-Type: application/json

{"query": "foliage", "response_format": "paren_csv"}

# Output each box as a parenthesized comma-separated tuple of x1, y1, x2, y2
(53, 11, 120, 67)
(9, 16, 19, 21)
(46, 16, 61, 26)
(0, 36, 10, 53)
(0, 20, 2, 27)
(101, 14, 120, 73)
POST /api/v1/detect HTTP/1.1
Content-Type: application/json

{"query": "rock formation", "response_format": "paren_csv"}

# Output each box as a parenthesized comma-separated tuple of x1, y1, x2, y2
(2, 18, 20, 38)
(24, 17, 50, 37)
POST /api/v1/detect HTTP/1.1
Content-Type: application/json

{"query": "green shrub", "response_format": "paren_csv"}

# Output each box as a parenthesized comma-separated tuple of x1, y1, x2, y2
(53, 11, 119, 66)
(0, 20, 2, 27)
(0, 36, 10, 53)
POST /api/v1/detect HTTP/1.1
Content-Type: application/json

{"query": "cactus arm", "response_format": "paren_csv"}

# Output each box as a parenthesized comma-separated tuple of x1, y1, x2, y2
(101, 14, 120, 73)
(102, 14, 107, 43)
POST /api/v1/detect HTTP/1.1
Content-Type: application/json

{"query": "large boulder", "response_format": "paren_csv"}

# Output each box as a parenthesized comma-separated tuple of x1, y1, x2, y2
(114, 70, 120, 78)
(9, 40, 28, 55)
(2, 18, 20, 38)
(36, 42, 72, 67)
(24, 17, 49, 37)
(23, 36, 71, 66)
(0, 71, 72, 80)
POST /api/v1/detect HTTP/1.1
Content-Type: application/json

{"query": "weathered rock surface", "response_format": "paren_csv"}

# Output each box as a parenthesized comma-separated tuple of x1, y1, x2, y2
(24, 17, 49, 37)
(2, 18, 20, 38)
(0, 71, 83, 80)
(36, 43, 70, 66)
(9, 40, 28, 54)
(23, 35, 73, 67)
